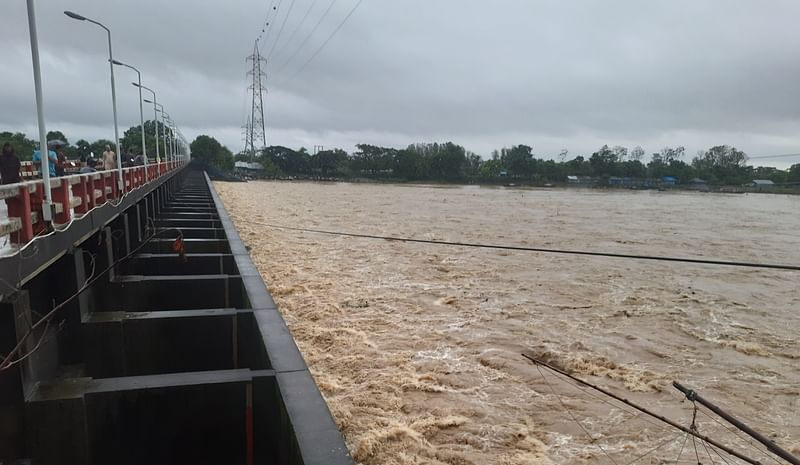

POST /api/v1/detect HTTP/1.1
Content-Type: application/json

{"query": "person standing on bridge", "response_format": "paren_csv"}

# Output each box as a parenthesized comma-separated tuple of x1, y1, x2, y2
(54, 143, 67, 177)
(1, 143, 21, 184)
(32, 145, 57, 178)
(102, 145, 116, 170)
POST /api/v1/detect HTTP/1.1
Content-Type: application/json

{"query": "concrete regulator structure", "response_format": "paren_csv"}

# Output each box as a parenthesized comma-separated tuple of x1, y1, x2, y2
(0, 164, 352, 465)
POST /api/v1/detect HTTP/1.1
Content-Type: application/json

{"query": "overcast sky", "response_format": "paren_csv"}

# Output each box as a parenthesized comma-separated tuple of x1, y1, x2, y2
(3, 1, 800, 166)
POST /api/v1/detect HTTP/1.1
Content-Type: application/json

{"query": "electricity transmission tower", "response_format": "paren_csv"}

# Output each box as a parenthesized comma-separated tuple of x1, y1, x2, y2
(243, 41, 267, 161)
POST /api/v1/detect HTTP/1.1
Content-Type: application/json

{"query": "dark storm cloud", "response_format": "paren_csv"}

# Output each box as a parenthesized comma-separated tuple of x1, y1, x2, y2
(3, 1, 800, 164)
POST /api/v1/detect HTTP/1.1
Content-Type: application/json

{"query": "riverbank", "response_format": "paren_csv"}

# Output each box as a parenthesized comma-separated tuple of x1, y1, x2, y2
(237, 174, 800, 195)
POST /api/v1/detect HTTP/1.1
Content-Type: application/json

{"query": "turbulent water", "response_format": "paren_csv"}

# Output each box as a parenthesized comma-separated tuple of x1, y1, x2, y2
(216, 181, 800, 465)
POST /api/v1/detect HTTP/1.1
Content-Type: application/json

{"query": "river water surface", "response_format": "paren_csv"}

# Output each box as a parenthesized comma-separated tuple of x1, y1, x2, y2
(216, 181, 800, 465)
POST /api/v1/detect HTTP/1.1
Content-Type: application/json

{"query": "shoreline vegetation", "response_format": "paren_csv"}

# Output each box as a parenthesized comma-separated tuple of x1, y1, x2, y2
(235, 174, 800, 196)
(5, 128, 799, 192)
(225, 142, 799, 193)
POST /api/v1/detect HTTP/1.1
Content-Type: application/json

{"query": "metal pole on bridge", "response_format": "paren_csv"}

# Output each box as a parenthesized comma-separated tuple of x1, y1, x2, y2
(26, 0, 53, 221)
(152, 104, 167, 165)
(141, 93, 160, 164)
(64, 11, 124, 193)
(164, 114, 175, 163)
(112, 60, 147, 180)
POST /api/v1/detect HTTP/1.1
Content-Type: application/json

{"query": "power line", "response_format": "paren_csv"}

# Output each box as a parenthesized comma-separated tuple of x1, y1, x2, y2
(267, 0, 299, 60)
(748, 153, 800, 160)
(237, 218, 800, 271)
(259, 0, 285, 55)
(273, 0, 339, 75)
(271, 0, 321, 66)
(255, 2, 279, 45)
(280, 0, 365, 84)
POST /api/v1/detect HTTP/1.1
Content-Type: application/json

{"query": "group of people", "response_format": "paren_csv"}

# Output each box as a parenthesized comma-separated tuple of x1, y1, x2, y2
(0, 143, 147, 185)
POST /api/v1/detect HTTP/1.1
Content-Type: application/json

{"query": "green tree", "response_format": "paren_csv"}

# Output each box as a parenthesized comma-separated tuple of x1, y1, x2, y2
(564, 156, 592, 176)
(190, 135, 234, 171)
(479, 158, 503, 179)
(501, 144, 533, 178)
(692, 145, 749, 184)
(660, 146, 685, 164)
(72, 139, 91, 159)
(612, 146, 628, 161)
(394, 149, 426, 179)
(311, 149, 348, 176)
(630, 146, 645, 162)
(752, 166, 788, 184)
(120, 120, 168, 159)
(428, 142, 466, 180)
(589, 145, 619, 176)
(464, 151, 482, 178)
(788, 164, 800, 183)
(0, 132, 37, 160)
(88, 140, 116, 160)
(352, 144, 396, 176)
(46, 130, 69, 145)
(262, 145, 308, 175)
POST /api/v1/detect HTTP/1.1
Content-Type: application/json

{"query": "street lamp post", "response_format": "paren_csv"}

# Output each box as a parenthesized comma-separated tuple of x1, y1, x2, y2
(64, 10, 124, 192)
(139, 91, 160, 164)
(151, 104, 167, 163)
(167, 117, 177, 161)
(163, 112, 174, 162)
(26, 0, 53, 221)
(111, 60, 147, 179)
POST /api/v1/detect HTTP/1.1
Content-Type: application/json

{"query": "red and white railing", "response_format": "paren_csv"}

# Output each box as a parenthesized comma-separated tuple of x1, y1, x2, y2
(19, 160, 84, 179)
(1, 160, 186, 250)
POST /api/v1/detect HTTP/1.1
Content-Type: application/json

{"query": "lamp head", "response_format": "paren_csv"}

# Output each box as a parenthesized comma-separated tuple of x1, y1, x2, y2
(64, 11, 87, 21)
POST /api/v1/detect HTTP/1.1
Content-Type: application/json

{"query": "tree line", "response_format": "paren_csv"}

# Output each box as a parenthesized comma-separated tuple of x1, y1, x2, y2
(0, 120, 174, 161)
(236, 142, 800, 186)
(4, 127, 799, 186)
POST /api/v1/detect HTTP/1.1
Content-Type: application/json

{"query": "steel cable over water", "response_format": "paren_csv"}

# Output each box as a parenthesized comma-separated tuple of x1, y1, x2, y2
(523, 354, 792, 465)
(236, 219, 800, 272)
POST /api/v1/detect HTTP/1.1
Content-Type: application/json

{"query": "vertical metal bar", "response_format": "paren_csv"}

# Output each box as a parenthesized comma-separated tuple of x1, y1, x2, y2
(232, 312, 239, 369)
(245, 382, 254, 465)
(25, 0, 52, 221)
(135, 70, 147, 179)
(674, 382, 800, 465)
(104, 27, 123, 193)
(153, 95, 160, 163)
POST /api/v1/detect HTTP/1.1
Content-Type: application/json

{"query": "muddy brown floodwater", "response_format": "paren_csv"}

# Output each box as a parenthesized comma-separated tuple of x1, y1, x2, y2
(215, 181, 800, 465)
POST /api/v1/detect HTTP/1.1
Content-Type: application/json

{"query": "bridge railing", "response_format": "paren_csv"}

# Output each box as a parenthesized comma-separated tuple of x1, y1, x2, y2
(0, 160, 186, 251)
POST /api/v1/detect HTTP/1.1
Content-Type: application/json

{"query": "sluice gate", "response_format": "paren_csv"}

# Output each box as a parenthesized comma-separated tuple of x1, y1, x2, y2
(0, 165, 352, 465)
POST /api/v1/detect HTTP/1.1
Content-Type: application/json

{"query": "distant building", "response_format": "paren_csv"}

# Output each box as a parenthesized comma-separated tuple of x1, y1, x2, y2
(622, 177, 646, 187)
(609, 176, 623, 186)
(689, 178, 708, 190)
(567, 175, 595, 186)
(234, 161, 264, 175)
(751, 179, 775, 191)
(661, 176, 678, 186)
